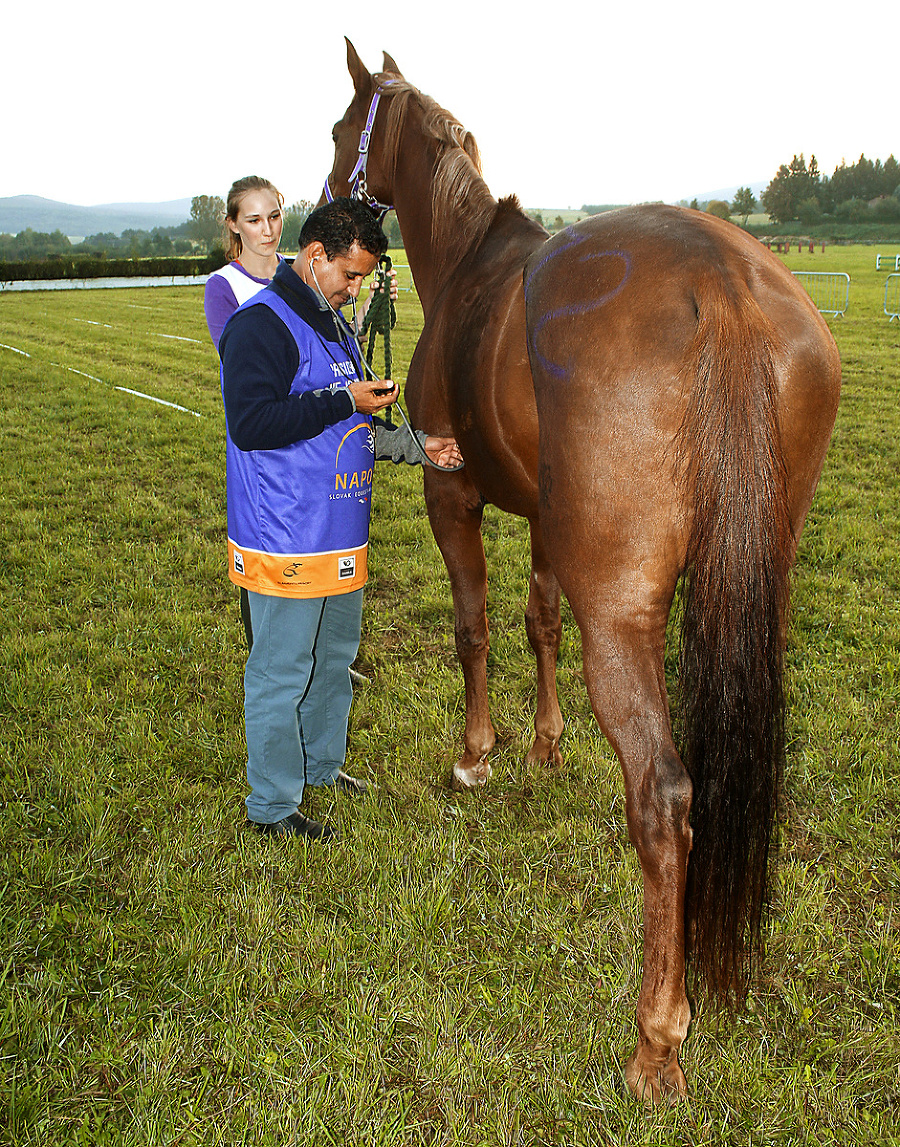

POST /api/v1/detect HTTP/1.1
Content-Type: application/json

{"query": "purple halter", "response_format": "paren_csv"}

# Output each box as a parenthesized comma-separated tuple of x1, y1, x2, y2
(323, 88, 394, 222)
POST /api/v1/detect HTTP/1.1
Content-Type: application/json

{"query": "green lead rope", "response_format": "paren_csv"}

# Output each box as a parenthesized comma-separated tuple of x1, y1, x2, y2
(358, 254, 396, 422)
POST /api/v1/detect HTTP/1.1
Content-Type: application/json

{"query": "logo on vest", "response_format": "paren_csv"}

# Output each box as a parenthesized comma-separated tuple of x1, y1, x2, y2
(338, 555, 356, 580)
(332, 422, 376, 502)
(233, 550, 245, 575)
(283, 561, 305, 578)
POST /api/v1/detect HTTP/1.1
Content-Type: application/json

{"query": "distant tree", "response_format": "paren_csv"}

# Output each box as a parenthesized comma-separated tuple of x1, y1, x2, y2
(690, 198, 699, 211)
(553, 215, 564, 231)
(190, 194, 225, 251)
(731, 187, 757, 225)
(797, 197, 823, 225)
(762, 154, 821, 223)
(149, 228, 174, 256)
(706, 199, 732, 221)
(881, 155, 900, 196)
(0, 228, 71, 260)
(872, 196, 900, 222)
(529, 211, 544, 227)
(79, 231, 118, 254)
(383, 213, 404, 249)
(829, 153, 900, 207)
(280, 199, 315, 251)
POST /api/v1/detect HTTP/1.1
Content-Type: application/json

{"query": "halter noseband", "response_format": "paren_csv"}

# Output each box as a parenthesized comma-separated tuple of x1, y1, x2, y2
(323, 88, 394, 222)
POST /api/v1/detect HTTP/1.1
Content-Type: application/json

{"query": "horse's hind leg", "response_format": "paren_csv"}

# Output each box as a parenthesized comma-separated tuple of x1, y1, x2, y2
(524, 524, 564, 767)
(423, 468, 495, 788)
(577, 604, 692, 1104)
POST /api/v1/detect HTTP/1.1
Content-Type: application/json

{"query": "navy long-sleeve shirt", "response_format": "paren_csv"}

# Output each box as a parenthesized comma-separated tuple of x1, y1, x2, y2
(219, 261, 424, 462)
(219, 261, 356, 452)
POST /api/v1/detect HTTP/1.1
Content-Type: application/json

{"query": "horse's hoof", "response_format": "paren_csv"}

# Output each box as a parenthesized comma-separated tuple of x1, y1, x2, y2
(450, 759, 492, 791)
(525, 736, 563, 768)
(625, 1049, 687, 1107)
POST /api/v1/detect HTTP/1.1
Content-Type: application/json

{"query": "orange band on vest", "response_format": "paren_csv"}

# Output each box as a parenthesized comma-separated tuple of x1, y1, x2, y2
(227, 539, 368, 598)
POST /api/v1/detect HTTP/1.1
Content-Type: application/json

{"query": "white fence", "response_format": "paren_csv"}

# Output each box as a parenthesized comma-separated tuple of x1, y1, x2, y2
(792, 271, 851, 317)
(876, 253, 900, 272)
(0, 275, 209, 293)
(885, 274, 900, 322)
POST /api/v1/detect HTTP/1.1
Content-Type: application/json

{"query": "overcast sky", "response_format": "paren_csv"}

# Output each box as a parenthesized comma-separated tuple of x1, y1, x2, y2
(7, 0, 896, 211)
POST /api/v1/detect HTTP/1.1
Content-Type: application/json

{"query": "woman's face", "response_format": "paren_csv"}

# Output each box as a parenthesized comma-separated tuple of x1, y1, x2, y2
(228, 189, 284, 260)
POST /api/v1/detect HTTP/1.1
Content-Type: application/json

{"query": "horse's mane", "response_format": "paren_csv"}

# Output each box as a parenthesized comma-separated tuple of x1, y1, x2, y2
(375, 74, 500, 274)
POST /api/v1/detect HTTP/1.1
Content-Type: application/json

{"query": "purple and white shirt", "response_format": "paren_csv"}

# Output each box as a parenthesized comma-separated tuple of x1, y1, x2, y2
(204, 259, 283, 348)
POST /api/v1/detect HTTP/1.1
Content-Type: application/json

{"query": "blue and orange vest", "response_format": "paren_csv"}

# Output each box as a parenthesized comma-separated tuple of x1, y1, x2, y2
(224, 291, 375, 598)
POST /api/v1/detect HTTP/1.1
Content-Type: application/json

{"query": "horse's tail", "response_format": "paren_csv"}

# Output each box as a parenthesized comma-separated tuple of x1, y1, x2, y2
(676, 270, 794, 1007)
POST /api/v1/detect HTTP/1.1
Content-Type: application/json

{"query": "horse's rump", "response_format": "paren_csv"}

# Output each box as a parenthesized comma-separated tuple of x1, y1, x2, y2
(524, 209, 836, 1004)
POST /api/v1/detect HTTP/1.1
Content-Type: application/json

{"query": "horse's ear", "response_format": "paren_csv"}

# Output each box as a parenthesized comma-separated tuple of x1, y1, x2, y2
(345, 37, 373, 95)
(382, 50, 402, 76)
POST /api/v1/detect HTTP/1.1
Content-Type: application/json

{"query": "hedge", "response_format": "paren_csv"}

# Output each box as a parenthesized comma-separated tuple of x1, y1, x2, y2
(0, 253, 228, 282)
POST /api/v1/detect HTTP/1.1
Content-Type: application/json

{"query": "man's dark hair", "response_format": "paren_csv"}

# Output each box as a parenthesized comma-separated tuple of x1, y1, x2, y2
(299, 197, 388, 260)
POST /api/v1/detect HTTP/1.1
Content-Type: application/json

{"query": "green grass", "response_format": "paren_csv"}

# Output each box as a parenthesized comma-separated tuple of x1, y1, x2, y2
(0, 250, 899, 1144)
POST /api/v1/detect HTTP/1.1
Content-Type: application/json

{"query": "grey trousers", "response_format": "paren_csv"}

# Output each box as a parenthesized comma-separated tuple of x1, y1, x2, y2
(243, 588, 363, 823)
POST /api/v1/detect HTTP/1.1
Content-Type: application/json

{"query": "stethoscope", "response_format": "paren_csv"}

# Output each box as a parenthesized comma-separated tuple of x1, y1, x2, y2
(309, 256, 464, 472)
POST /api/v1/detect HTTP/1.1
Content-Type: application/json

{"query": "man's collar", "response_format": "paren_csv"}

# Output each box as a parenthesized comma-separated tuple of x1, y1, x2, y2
(273, 260, 332, 315)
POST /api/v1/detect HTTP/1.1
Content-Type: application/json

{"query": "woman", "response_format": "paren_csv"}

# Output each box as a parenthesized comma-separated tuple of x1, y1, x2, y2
(204, 175, 285, 348)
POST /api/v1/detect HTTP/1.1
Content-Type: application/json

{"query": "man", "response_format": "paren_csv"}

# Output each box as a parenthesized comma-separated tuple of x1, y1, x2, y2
(219, 198, 460, 841)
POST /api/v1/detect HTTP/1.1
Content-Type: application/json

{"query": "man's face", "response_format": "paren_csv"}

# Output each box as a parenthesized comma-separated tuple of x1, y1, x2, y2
(307, 241, 379, 309)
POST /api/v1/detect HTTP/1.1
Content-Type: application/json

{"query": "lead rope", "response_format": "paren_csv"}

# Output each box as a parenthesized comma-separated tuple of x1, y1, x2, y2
(349, 266, 465, 473)
(358, 254, 396, 422)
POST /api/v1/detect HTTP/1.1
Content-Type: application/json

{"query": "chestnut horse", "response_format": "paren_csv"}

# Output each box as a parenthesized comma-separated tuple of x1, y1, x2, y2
(324, 42, 841, 1102)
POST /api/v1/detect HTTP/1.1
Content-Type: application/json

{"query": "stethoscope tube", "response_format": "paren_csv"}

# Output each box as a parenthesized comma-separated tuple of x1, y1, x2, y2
(309, 258, 463, 472)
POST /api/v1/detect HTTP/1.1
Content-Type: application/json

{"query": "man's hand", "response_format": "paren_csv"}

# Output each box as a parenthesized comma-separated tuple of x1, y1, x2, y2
(354, 267, 399, 331)
(348, 379, 400, 415)
(424, 436, 463, 468)
(371, 266, 399, 302)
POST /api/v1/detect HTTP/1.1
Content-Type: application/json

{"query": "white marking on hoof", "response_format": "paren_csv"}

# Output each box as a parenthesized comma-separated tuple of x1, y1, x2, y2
(451, 760, 492, 791)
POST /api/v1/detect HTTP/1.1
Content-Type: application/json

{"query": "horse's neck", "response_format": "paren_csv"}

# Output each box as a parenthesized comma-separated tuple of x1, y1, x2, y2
(391, 134, 498, 317)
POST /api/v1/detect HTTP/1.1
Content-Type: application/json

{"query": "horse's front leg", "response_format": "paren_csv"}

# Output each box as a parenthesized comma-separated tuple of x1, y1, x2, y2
(423, 468, 494, 789)
(524, 523, 564, 767)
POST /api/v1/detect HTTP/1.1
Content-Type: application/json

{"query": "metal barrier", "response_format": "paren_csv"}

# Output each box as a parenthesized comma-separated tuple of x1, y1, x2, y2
(792, 271, 850, 317)
(876, 253, 900, 271)
(885, 274, 900, 322)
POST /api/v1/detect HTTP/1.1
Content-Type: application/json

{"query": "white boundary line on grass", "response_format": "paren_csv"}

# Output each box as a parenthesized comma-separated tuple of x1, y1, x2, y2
(0, 343, 31, 357)
(152, 332, 203, 344)
(53, 364, 105, 384)
(115, 386, 202, 418)
(48, 362, 203, 419)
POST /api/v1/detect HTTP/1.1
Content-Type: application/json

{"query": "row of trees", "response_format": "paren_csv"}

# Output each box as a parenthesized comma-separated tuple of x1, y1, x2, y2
(0, 225, 196, 261)
(759, 153, 900, 225)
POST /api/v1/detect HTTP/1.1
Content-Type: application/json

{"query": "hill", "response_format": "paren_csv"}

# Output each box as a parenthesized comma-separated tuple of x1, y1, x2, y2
(0, 195, 193, 237)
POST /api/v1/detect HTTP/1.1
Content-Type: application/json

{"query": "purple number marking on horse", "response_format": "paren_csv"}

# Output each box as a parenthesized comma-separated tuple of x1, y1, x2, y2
(526, 227, 632, 380)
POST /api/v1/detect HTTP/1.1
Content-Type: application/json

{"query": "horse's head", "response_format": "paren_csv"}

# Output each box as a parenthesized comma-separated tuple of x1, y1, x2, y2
(321, 39, 403, 216)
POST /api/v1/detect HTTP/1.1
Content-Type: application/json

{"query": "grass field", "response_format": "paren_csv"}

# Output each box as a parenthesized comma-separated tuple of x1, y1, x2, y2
(0, 244, 898, 1144)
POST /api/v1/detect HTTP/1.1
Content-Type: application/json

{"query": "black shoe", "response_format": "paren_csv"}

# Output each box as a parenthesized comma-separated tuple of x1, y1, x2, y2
(247, 813, 336, 841)
(335, 770, 370, 796)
